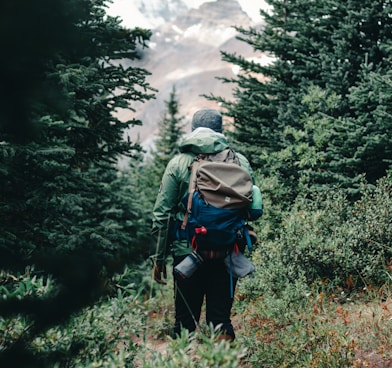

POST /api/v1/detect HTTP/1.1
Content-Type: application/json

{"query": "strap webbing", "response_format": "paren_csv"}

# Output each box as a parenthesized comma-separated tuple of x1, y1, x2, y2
(229, 253, 234, 299)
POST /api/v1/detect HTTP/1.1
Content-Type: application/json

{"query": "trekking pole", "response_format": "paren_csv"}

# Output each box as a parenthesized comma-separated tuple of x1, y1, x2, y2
(149, 228, 162, 300)
(149, 216, 171, 298)
(175, 281, 201, 333)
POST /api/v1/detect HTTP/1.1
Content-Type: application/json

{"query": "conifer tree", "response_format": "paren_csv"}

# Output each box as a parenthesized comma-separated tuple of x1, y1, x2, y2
(140, 85, 185, 213)
(153, 85, 185, 171)
(348, 62, 392, 181)
(297, 1, 392, 194)
(0, 0, 154, 365)
(210, 0, 392, 200)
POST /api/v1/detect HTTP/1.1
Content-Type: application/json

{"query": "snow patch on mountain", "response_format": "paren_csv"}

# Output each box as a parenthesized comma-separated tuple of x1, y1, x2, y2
(106, 0, 188, 29)
(232, 55, 276, 75)
(165, 67, 206, 80)
(183, 23, 237, 45)
(171, 24, 183, 34)
(106, 0, 268, 29)
(238, 0, 270, 22)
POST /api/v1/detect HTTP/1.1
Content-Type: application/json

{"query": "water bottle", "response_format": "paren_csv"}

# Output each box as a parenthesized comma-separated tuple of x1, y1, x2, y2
(249, 185, 263, 220)
(174, 251, 204, 279)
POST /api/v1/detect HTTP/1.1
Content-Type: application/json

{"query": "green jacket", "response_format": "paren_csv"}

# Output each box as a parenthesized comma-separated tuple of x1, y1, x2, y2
(151, 128, 254, 264)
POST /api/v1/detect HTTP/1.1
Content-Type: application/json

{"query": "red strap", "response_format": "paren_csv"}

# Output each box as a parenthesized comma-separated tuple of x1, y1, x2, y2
(191, 235, 198, 251)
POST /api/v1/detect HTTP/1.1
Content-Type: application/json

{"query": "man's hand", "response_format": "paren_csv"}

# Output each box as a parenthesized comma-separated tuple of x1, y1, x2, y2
(153, 262, 167, 284)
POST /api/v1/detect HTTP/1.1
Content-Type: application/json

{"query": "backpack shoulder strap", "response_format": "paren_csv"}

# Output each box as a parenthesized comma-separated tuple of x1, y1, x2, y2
(188, 154, 205, 194)
(181, 154, 204, 230)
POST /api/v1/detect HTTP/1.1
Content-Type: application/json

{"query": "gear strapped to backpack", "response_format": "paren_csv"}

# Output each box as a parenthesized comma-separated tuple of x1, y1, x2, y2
(180, 148, 254, 254)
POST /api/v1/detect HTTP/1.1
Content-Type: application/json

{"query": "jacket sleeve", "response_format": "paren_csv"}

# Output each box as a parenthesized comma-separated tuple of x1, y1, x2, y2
(150, 158, 182, 264)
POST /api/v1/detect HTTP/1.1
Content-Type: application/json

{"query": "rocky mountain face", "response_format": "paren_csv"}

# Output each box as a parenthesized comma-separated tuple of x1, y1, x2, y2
(116, 0, 265, 150)
(107, 0, 208, 30)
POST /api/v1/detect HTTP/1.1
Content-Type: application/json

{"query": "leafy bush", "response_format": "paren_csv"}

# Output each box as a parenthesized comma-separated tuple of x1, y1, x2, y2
(0, 266, 153, 367)
(252, 175, 392, 296)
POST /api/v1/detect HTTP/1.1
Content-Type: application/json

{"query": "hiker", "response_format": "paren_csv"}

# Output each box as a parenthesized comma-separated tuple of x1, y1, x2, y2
(150, 108, 256, 342)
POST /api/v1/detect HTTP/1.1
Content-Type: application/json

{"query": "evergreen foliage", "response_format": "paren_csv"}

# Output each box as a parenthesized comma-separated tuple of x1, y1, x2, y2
(0, 0, 154, 365)
(151, 85, 185, 173)
(209, 0, 392, 201)
(139, 85, 185, 212)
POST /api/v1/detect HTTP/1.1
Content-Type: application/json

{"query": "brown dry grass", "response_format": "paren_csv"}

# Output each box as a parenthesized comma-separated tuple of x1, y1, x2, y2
(131, 287, 392, 367)
(343, 296, 392, 367)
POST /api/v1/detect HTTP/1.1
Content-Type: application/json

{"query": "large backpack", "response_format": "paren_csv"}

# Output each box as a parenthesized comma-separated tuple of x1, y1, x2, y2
(179, 148, 253, 253)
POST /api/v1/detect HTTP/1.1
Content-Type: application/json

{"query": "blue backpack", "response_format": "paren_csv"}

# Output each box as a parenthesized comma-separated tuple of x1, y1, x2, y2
(179, 149, 255, 253)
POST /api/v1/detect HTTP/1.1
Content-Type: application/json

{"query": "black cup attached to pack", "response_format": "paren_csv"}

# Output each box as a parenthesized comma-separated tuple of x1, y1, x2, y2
(174, 251, 204, 279)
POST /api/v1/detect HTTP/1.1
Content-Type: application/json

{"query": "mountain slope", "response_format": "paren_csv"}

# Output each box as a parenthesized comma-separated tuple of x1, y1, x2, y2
(115, 0, 266, 148)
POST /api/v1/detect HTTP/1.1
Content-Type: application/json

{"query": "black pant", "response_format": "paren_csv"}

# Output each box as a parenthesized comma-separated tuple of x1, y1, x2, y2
(172, 255, 237, 339)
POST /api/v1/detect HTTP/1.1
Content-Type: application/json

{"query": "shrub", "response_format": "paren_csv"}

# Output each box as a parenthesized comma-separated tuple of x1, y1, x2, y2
(254, 174, 392, 294)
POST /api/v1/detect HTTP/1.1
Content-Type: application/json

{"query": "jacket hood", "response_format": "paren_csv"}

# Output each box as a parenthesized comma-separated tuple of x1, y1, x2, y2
(178, 127, 229, 154)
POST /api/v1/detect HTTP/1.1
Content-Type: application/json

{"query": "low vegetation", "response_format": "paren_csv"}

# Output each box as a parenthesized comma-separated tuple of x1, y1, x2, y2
(1, 175, 391, 367)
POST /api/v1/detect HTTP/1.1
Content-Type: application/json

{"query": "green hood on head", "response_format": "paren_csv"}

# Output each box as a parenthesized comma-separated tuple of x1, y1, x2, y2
(179, 128, 229, 155)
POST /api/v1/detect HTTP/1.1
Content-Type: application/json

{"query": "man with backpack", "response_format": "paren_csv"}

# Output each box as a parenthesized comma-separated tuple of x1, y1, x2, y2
(150, 108, 257, 341)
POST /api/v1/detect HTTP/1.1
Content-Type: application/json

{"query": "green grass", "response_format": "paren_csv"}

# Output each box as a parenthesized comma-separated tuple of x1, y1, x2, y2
(1, 264, 392, 367)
